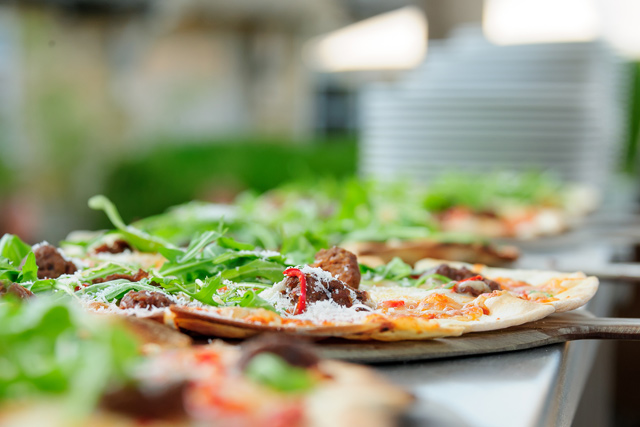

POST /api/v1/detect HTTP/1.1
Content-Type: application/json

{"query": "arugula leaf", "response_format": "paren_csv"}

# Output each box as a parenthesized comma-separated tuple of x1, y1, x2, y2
(221, 260, 286, 283)
(88, 195, 177, 253)
(17, 252, 38, 282)
(377, 257, 413, 281)
(176, 230, 222, 263)
(0, 257, 20, 282)
(189, 275, 224, 306)
(238, 289, 275, 311)
(218, 236, 254, 251)
(0, 298, 139, 417)
(414, 273, 452, 287)
(78, 263, 132, 282)
(0, 234, 31, 266)
(244, 353, 315, 393)
(79, 280, 161, 302)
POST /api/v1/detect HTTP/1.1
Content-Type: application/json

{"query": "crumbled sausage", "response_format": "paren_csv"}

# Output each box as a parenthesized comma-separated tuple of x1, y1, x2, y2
(312, 247, 361, 289)
(93, 239, 133, 254)
(119, 290, 172, 310)
(32, 244, 77, 279)
(0, 282, 34, 299)
(92, 269, 149, 284)
(426, 264, 501, 291)
(238, 333, 319, 370)
(454, 281, 493, 297)
(283, 273, 370, 309)
(101, 382, 186, 420)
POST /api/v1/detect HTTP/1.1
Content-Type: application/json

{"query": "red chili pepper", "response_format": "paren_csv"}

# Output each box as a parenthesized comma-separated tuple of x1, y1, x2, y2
(459, 275, 483, 283)
(283, 268, 307, 315)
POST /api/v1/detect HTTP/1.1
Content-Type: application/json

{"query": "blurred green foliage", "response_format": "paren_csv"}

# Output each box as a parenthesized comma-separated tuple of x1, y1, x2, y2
(102, 137, 357, 225)
(0, 159, 11, 196)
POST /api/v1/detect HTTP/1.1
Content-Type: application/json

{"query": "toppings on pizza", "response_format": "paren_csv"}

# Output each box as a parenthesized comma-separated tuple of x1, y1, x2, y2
(92, 239, 133, 254)
(283, 267, 308, 314)
(424, 263, 501, 296)
(453, 278, 493, 297)
(119, 290, 173, 310)
(280, 266, 372, 312)
(32, 243, 77, 279)
(0, 197, 598, 343)
(239, 333, 319, 369)
(100, 382, 188, 420)
(0, 298, 411, 425)
(91, 268, 149, 284)
(0, 281, 34, 299)
(312, 246, 361, 289)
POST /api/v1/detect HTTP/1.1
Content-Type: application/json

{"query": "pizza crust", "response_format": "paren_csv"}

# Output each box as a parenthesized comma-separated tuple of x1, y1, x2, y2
(166, 305, 385, 338)
(307, 360, 414, 427)
(157, 258, 599, 342)
(343, 239, 519, 267)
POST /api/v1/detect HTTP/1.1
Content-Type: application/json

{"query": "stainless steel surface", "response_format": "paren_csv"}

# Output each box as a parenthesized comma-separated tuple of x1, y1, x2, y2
(381, 344, 569, 427)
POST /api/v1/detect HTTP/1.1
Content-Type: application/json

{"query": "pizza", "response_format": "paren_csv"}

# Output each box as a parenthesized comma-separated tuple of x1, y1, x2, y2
(135, 178, 521, 266)
(423, 172, 598, 239)
(163, 252, 598, 341)
(0, 299, 411, 426)
(0, 195, 597, 344)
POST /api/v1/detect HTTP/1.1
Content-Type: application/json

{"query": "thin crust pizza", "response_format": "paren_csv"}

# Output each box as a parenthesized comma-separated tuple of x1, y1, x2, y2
(0, 196, 598, 343)
(0, 299, 411, 426)
(164, 253, 597, 341)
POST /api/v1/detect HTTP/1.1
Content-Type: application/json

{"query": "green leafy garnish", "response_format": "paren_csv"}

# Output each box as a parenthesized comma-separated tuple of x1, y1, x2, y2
(0, 298, 139, 417)
(244, 353, 316, 393)
(17, 252, 38, 282)
(0, 234, 31, 266)
(88, 195, 177, 253)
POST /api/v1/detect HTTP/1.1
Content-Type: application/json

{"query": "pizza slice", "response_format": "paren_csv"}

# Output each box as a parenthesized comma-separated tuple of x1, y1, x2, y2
(423, 172, 598, 239)
(0, 298, 412, 426)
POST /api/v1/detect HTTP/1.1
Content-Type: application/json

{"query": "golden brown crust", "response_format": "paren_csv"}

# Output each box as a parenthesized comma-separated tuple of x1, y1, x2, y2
(343, 239, 519, 267)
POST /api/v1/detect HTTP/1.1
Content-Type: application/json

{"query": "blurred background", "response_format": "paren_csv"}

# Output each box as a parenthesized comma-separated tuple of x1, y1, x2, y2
(3, 1, 640, 425)
(2, 0, 638, 244)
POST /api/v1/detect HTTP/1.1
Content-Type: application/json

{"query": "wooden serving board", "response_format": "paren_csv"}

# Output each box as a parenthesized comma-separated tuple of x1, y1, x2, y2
(317, 311, 640, 364)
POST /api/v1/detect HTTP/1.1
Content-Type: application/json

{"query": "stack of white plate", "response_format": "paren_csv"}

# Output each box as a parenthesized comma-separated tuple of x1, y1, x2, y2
(359, 26, 629, 192)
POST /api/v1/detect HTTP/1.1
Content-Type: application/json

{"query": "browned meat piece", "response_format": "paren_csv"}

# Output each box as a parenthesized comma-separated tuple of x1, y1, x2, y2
(426, 264, 501, 291)
(0, 281, 34, 299)
(283, 271, 370, 309)
(101, 382, 186, 420)
(32, 244, 77, 279)
(312, 246, 361, 289)
(92, 269, 149, 284)
(119, 290, 172, 310)
(454, 281, 493, 297)
(238, 333, 319, 370)
(93, 239, 133, 254)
